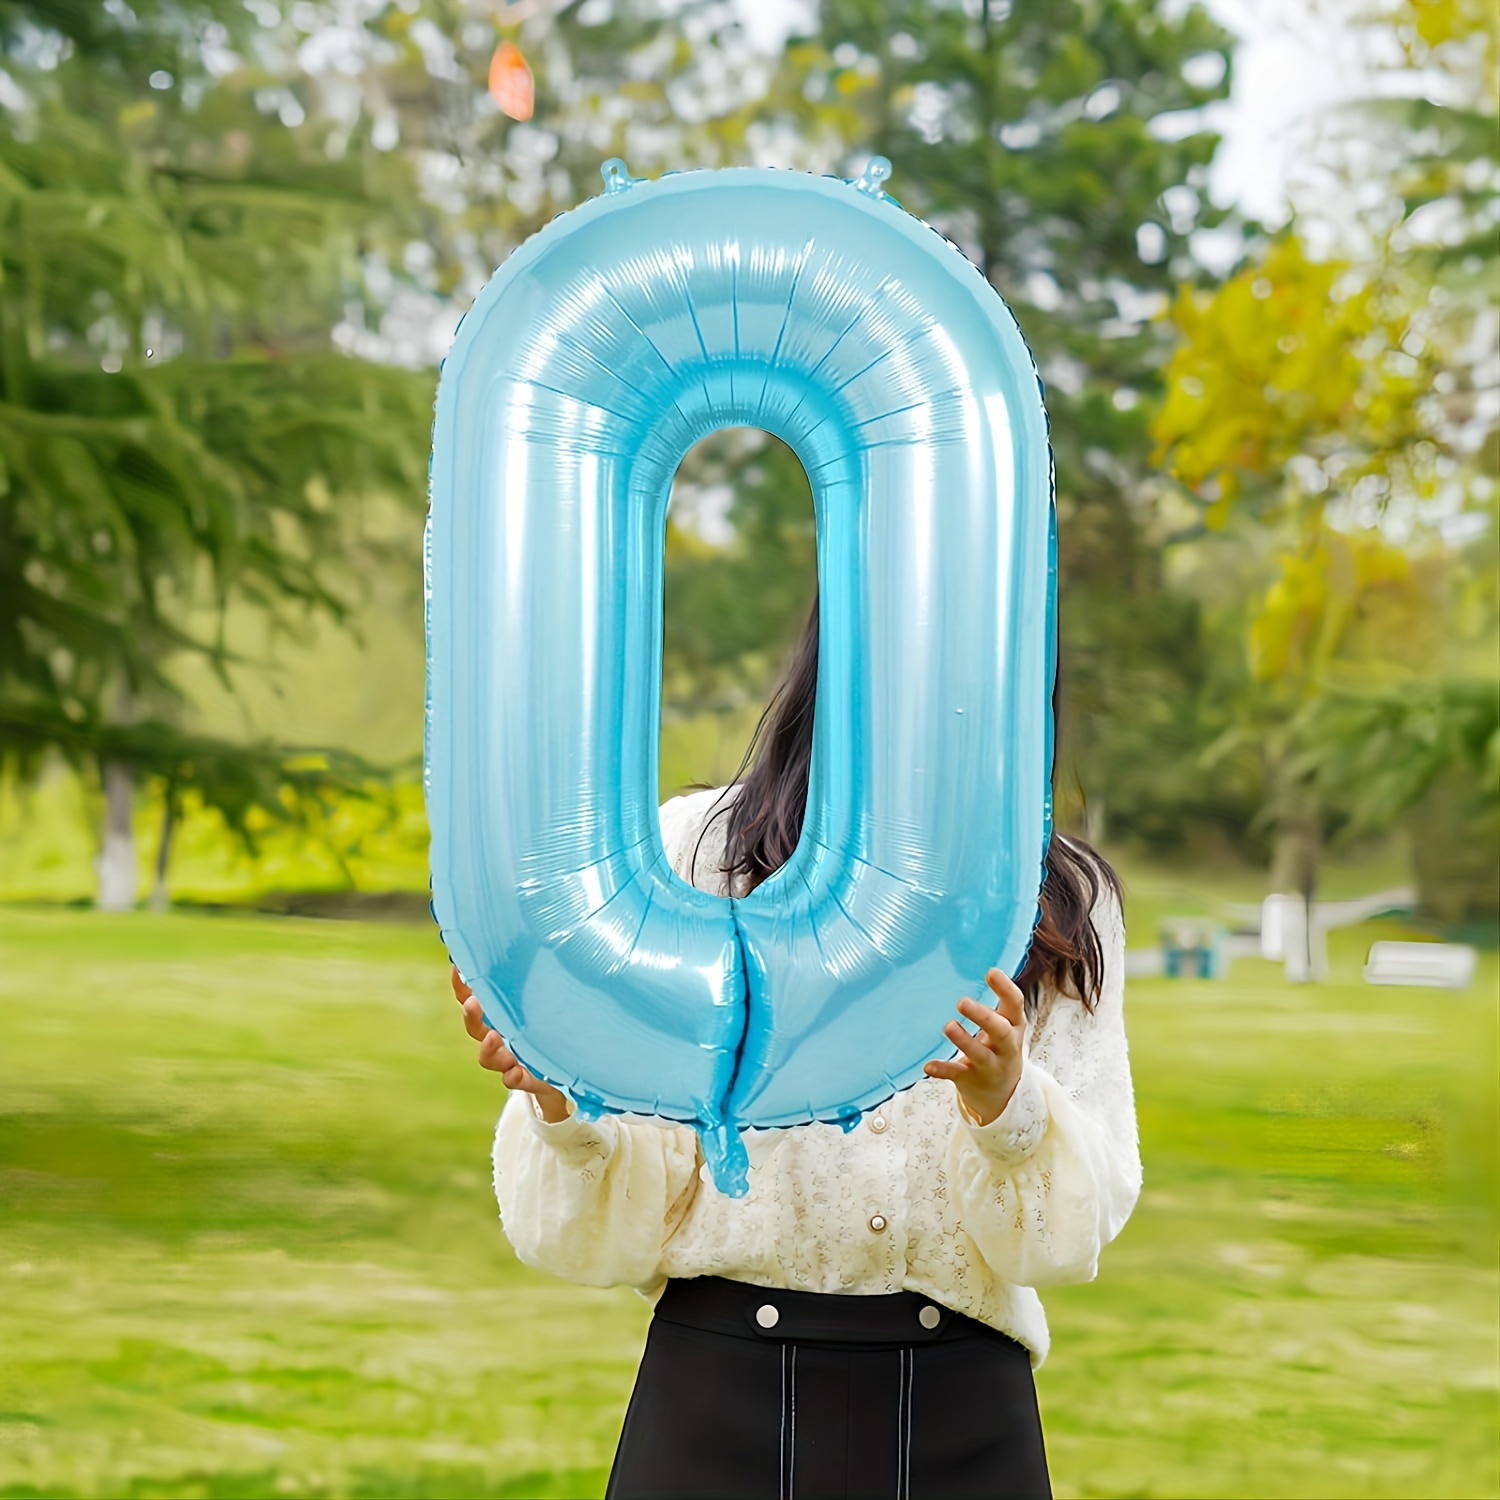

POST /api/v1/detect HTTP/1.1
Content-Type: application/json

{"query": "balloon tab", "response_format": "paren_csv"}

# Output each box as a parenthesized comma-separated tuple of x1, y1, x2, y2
(850, 155, 893, 198)
(601, 158, 644, 195)
(570, 1087, 606, 1121)
(699, 1121, 750, 1197)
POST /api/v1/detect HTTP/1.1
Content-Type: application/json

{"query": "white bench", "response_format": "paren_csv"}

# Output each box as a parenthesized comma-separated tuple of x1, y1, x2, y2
(1363, 941, 1478, 989)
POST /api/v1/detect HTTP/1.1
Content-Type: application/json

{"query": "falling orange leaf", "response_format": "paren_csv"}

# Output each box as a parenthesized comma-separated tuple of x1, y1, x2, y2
(489, 40, 534, 121)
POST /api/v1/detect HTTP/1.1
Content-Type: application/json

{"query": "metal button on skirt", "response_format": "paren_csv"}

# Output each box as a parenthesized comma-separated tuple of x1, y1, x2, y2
(605, 1276, 1051, 1500)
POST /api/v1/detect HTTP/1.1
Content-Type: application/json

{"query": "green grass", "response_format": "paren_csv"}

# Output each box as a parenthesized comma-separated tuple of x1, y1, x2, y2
(1, 890, 1496, 1498)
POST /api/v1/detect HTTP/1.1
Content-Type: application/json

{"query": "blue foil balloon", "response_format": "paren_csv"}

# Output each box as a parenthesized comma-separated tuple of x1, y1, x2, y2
(426, 157, 1056, 1195)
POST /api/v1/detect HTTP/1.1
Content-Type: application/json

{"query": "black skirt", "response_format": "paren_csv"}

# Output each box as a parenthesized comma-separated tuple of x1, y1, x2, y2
(607, 1276, 1051, 1500)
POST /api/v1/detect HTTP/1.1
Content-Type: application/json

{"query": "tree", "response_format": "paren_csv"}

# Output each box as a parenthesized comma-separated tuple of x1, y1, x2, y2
(1149, 0, 1498, 926)
(0, 2, 429, 906)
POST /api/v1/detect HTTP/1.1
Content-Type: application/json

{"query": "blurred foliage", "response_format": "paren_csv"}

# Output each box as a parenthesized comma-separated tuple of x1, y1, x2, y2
(662, 431, 818, 715)
(0, 0, 430, 884)
(320, 0, 1248, 832)
(1408, 761, 1500, 929)
(785, 0, 1245, 845)
(279, 0, 854, 311)
(0, 0, 1494, 914)
(0, 758, 431, 905)
(1150, 0, 1497, 907)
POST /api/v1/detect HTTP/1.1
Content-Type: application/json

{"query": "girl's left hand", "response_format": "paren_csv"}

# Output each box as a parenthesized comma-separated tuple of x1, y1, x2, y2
(923, 968, 1026, 1127)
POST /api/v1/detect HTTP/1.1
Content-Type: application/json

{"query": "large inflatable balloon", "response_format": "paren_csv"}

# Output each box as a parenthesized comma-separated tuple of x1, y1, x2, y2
(426, 157, 1056, 1195)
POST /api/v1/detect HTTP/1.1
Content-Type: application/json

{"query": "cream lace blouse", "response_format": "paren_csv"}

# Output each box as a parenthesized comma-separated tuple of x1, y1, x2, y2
(491, 786, 1142, 1369)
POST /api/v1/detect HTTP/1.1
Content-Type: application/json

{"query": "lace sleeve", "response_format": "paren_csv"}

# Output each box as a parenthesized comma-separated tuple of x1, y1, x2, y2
(947, 885, 1142, 1288)
(492, 1092, 701, 1289)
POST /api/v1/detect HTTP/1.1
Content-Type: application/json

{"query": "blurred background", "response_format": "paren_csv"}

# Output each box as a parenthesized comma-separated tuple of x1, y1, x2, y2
(0, 0, 1495, 1496)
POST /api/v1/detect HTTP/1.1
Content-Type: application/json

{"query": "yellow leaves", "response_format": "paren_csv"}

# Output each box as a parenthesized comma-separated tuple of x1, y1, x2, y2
(1250, 527, 1441, 690)
(1252, 546, 1326, 684)
(1152, 239, 1386, 499)
(1397, 0, 1499, 79)
(282, 752, 332, 773)
(1163, 307, 1461, 792)
(1203, 495, 1234, 531)
(1410, 0, 1471, 47)
(1152, 234, 1436, 573)
(243, 802, 275, 834)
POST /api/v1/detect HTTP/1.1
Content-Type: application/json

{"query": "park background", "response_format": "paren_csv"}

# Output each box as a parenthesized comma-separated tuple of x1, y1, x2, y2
(0, 0, 1495, 1495)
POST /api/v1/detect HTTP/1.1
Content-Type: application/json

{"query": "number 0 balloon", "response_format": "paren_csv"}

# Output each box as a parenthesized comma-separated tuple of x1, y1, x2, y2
(426, 157, 1057, 1195)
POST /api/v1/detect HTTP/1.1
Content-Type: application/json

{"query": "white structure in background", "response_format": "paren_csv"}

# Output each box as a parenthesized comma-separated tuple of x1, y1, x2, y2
(1127, 888, 1452, 986)
(1123, 947, 1165, 979)
(1260, 893, 1325, 981)
(1365, 942, 1478, 989)
(1260, 887, 1418, 983)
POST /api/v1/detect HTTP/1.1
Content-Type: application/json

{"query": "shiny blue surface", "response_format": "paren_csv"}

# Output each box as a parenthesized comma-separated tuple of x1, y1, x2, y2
(426, 159, 1056, 1193)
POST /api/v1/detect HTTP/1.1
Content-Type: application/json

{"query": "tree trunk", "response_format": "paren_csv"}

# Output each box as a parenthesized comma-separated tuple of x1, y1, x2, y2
(1269, 811, 1324, 982)
(148, 790, 175, 913)
(96, 758, 138, 911)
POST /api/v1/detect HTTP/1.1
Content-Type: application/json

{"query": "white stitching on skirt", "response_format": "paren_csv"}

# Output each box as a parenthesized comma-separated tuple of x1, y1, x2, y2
(779, 1343, 788, 1500)
(895, 1350, 906, 1500)
(902, 1348, 915, 1500)
(789, 1345, 799, 1499)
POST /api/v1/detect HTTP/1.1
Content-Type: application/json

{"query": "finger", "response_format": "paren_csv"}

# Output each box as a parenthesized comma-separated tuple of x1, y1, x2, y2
(450, 964, 472, 1003)
(944, 1016, 996, 1066)
(484, 1040, 537, 1093)
(986, 967, 1025, 1028)
(960, 994, 1015, 1048)
(460, 995, 491, 1043)
(478, 1032, 517, 1073)
(924, 1057, 969, 1081)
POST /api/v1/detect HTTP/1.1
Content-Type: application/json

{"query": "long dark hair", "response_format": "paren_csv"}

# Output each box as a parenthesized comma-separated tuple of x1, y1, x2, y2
(690, 593, 1120, 1015)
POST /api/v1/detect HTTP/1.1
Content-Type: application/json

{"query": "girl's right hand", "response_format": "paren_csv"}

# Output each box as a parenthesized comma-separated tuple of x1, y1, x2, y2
(451, 966, 573, 1123)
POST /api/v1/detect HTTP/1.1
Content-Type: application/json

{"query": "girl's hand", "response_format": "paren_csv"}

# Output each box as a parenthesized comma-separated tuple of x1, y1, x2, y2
(923, 968, 1026, 1127)
(450, 966, 572, 1123)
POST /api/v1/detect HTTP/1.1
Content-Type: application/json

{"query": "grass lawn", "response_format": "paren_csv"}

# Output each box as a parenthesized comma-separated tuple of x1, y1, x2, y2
(1, 882, 1496, 1498)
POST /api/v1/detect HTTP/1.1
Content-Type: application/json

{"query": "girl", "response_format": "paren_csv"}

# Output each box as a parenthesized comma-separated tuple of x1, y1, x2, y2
(454, 594, 1140, 1500)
